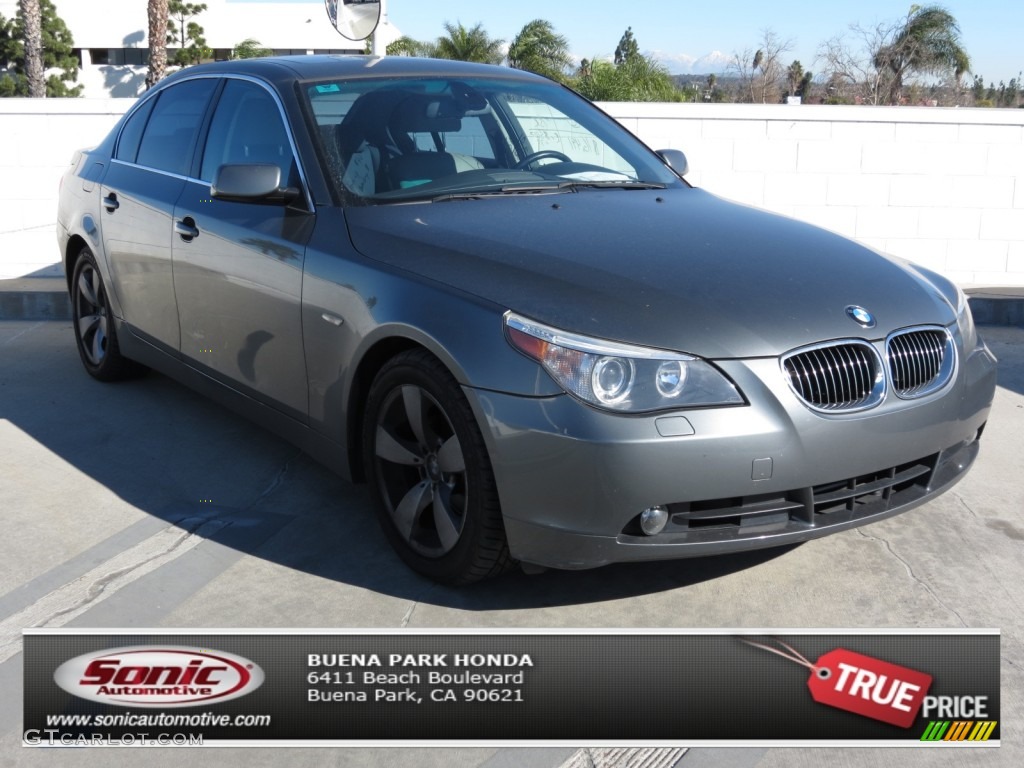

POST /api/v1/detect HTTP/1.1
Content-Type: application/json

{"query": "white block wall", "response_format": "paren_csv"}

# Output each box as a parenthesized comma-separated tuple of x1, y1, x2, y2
(0, 99, 135, 278)
(603, 102, 1024, 287)
(2, 98, 1022, 286)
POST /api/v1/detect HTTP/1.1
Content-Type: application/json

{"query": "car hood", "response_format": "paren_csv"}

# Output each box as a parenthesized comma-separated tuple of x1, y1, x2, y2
(345, 188, 955, 359)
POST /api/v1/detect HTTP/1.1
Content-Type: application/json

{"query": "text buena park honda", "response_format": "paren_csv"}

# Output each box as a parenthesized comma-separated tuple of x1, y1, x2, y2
(308, 652, 534, 704)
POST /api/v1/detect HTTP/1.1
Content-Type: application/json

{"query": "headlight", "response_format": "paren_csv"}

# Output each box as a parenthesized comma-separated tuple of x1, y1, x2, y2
(504, 312, 744, 412)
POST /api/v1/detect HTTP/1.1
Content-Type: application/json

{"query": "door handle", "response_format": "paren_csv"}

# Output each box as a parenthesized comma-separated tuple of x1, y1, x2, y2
(175, 217, 199, 241)
(102, 193, 119, 212)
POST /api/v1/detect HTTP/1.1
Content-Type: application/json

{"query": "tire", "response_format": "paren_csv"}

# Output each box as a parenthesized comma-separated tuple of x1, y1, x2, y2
(362, 349, 513, 584)
(70, 246, 144, 381)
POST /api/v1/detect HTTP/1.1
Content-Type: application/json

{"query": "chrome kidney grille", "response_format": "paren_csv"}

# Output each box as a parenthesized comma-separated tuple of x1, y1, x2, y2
(782, 341, 885, 412)
(783, 327, 955, 412)
(886, 327, 955, 398)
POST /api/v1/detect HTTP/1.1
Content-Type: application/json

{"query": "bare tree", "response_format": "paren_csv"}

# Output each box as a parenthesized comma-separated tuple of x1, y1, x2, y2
(817, 24, 894, 104)
(754, 30, 793, 103)
(731, 30, 793, 103)
(146, 0, 168, 89)
(729, 48, 759, 103)
(817, 6, 970, 106)
(19, 0, 43, 97)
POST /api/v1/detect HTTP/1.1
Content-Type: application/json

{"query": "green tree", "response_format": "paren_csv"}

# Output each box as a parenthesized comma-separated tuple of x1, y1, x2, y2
(614, 27, 639, 65)
(433, 21, 503, 65)
(970, 74, 985, 102)
(146, 0, 168, 89)
(167, 1, 210, 67)
(386, 35, 437, 57)
(574, 55, 680, 102)
(999, 74, 1021, 108)
(786, 60, 804, 99)
(0, 0, 81, 97)
(874, 4, 970, 104)
(574, 25, 681, 102)
(508, 19, 572, 83)
(799, 70, 814, 101)
(232, 38, 272, 59)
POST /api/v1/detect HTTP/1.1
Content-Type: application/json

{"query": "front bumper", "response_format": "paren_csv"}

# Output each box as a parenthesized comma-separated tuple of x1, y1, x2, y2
(466, 337, 997, 570)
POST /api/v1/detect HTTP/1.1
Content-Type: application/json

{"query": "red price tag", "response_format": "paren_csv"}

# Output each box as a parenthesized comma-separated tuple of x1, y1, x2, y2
(808, 648, 932, 728)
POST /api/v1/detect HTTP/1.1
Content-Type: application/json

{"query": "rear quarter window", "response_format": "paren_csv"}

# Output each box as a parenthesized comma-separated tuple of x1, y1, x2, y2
(114, 98, 155, 164)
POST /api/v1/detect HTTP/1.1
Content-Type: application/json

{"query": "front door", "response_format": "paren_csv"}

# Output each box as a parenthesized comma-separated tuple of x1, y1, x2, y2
(172, 79, 313, 420)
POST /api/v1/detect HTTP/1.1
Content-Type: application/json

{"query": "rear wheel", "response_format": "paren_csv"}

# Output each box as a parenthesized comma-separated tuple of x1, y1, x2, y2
(70, 247, 144, 381)
(363, 349, 512, 584)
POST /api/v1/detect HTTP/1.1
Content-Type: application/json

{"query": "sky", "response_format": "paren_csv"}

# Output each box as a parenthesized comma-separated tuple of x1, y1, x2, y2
(232, 0, 1023, 84)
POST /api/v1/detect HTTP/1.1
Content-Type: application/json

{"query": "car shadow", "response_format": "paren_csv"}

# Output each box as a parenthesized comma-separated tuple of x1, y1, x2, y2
(310, 518, 801, 610)
(4, 325, 803, 610)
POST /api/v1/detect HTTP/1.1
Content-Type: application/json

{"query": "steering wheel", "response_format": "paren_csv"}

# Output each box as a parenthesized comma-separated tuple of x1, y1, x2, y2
(512, 150, 572, 170)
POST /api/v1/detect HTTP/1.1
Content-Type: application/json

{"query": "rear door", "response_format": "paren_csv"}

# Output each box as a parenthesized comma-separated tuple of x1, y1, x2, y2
(99, 78, 217, 352)
(172, 77, 314, 420)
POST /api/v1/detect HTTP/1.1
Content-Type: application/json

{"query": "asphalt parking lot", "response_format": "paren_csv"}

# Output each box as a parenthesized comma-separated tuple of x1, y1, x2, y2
(1, 319, 1022, 768)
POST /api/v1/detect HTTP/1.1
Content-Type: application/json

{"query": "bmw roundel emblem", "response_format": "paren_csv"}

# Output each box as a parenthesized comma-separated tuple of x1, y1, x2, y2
(846, 305, 876, 328)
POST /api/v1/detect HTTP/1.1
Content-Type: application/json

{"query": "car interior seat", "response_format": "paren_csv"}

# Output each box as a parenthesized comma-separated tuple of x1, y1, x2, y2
(384, 95, 483, 189)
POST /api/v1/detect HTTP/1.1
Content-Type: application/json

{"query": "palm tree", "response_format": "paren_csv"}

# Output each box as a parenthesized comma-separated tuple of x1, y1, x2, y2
(146, 0, 168, 89)
(875, 5, 970, 104)
(574, 55, 680, 102)
(433, 22, 503, 65)
(508, 19, 572, 83)
(786, 60, 804, 98)
(19, 0, 43, 97)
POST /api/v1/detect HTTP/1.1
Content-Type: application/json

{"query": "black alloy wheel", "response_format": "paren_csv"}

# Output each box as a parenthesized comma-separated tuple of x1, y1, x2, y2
(70, 246, 143, 381)
(363, 349, 511, 584)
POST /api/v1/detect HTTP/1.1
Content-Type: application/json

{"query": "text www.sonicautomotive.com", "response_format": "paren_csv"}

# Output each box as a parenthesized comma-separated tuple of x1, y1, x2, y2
(25, 712, 271, 745)
(44, 712, 270, 727)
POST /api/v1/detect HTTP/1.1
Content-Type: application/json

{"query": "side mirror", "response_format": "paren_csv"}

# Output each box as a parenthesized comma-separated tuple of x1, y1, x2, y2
(656, 149, 689, 177)
(211, 164, 299, 204)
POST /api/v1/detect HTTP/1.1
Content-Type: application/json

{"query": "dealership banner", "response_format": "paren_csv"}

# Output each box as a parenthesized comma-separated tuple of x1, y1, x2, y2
(23, 629, 999, 746)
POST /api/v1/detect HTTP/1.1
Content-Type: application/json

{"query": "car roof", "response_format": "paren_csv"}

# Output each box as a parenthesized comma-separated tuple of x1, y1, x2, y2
(159, 55, 549, 88)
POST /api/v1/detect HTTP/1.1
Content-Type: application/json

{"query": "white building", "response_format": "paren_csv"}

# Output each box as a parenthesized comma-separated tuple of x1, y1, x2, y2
(0, 0, 401, 97)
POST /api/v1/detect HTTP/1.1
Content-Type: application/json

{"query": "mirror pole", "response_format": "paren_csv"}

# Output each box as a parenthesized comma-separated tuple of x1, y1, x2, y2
(371, 0, 388, 56)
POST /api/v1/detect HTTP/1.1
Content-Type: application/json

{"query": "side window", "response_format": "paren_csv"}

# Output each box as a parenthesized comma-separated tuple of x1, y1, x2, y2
(200, 80, 297, 186)
(114, 98, 155, 163)
(135, 78, 217, 175)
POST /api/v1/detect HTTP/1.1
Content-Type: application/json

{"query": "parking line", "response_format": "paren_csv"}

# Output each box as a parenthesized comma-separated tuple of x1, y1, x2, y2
(0, 517, 228, 665)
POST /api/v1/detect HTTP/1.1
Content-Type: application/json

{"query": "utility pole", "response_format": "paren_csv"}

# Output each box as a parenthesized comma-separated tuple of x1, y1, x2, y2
(371, 0, 388, 56)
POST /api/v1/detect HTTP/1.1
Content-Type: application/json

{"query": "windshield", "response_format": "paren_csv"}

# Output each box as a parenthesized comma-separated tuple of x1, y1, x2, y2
(303, 76, 683, 202)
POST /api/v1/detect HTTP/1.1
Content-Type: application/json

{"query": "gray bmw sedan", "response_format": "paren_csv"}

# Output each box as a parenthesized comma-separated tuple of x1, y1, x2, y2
(57, 56, 997, 583)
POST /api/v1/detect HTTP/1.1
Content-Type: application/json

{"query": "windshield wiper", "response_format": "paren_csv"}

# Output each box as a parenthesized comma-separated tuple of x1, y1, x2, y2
(393, 179, 666, 204)
(430, 182, 574, 202)
(561, 180, 667, 190)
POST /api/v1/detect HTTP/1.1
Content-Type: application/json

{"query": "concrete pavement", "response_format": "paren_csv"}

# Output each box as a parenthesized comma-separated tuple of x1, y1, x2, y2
(0, 320, 1022, 767)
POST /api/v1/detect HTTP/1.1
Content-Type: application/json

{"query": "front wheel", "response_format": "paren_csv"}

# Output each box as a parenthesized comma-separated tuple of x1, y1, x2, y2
(362, 349, 512, 584)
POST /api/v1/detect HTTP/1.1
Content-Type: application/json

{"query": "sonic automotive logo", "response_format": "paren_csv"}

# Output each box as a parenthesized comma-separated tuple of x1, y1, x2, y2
(54, 646, 265, 708)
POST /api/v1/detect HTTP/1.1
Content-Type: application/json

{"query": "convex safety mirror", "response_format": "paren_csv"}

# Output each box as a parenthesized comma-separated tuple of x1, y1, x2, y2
(325, 0, 381, 42)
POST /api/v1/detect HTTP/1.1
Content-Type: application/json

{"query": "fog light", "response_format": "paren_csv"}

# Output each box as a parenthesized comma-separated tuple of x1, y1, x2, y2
(640, 505, 669, 536)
